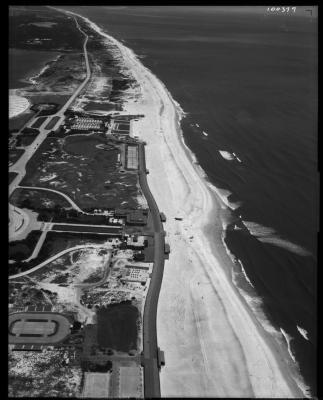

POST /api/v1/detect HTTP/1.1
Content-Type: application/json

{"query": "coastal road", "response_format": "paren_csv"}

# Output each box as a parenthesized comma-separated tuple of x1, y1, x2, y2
(9, 15, 91, 197)
(138, 143, 166, 398)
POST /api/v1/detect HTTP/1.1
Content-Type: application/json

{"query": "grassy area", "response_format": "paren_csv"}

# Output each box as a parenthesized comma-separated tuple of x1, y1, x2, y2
(10, 187, 71, 211)
(97, 301, 139, 352)
(44, 115, 60, 130)
(28, 94, 70, 111)
(16, 135, 37, 147)
(31, 116, 47, 128)
(9, 111, 35, 131)
(52, 225, 122, 235)
(9, 172, 19, 184)
(9, 6, 84, 51)
(9, 231, 111, 276)
(9, 230, 42, 262)
(22, 135, 141, 210)
(10, 187, 115, 224)
(9, 148, 24, 165)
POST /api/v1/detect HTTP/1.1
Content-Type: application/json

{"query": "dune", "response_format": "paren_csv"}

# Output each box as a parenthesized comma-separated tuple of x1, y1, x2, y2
(55, 8, 307, 398)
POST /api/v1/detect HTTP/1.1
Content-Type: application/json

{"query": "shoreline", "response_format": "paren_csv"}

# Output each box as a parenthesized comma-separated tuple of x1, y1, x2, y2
(27, 54, 62, 85)
(53, 8, 308, 398)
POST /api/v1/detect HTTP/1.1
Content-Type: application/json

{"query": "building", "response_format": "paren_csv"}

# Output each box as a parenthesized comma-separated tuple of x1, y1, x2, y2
(114, 209, 148, 226)
(121, 264, 150, 284)
(126, 235, 146, 249)
(71, 117, 103, 131)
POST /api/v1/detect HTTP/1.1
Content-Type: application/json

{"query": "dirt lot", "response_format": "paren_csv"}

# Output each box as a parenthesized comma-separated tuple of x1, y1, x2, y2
(22, 134, 143, 210)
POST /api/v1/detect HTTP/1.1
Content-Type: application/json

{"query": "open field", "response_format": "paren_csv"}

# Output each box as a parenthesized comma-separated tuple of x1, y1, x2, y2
(9, 149, 25, 165)
(9, 6, 84, 51)
(97, 302, 139, 352)
(82, 373, 111, 398)
(9, 172, 19, 185)
(21, 135, 143, 210)
(31, 116, 47, 128)
(9, 110, 35, 131)
(10, 187, 72, 212)
(51, 224, 122, 235)
(10, 187, 112, 224)
(16, 134, 37, 147)
(27, 94, 71, 111)
(44, 115, 60, 130)
(119, 366, 143, 398)
(9, 231, 113, 276)
(9, 230, 42, 262)
(84, 102, 119, 113)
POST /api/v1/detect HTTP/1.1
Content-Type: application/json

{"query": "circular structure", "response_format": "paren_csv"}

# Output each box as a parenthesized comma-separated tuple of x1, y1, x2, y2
(9, 312, 71, 344)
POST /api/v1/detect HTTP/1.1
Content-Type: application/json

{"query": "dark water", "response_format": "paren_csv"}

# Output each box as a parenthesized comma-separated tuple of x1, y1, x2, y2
(9, 48, 60, 89)
(62, 6, 318, 395)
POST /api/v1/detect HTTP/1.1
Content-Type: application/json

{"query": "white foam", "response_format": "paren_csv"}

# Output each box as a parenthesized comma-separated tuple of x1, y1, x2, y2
(297, 325, 309, 341)
(232, 152, 242, 163)
(219, 150, 234, 161)
(237, 259, 254, 288)
(280, 328, 296, 363)
(242, 220, 312, 257)
(207, 183, 241, 210)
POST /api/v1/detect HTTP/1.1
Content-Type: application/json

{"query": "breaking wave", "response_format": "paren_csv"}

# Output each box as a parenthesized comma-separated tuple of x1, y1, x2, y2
(241, 220, 312, 257)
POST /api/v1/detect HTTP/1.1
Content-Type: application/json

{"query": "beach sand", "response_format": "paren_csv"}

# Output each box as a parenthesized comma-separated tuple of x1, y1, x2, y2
(55, 8, 307, 398)
(9, 89, 30, 119)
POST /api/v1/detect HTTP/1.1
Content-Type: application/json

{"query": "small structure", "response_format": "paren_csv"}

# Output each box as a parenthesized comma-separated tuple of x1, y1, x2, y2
(160, 212, 166, 222)
(126, 235, 146, 249)
(164, 243, 170, 254)
(157, 347, 165, 368)
(126, 145, 138, 170)
(71, 117, 103, 131)
(121, 265, 150, 284)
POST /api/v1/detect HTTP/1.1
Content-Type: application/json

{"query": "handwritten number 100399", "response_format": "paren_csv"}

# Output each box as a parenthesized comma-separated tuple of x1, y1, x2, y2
(267, 7, 296, 13)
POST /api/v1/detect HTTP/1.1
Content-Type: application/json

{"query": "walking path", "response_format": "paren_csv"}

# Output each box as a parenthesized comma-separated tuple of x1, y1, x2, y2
(18, 186, 86, 214)
(9, 244, 110, 280)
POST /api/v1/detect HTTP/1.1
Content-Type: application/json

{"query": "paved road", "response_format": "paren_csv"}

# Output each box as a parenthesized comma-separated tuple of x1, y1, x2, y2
(9, 16, 91, 198)
(18, 185, 86, 213)
(138, 143, 166, 398)
(9, 244, 108, 280)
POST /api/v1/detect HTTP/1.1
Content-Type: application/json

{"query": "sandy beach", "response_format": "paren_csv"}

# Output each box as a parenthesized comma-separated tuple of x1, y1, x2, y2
(9, 89, 30, 119)
(56, 9, 308, 398)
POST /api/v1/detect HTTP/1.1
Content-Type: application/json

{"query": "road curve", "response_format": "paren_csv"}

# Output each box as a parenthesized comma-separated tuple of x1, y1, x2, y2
(18, 185, 85, 214)
(9, 244, 108, 280)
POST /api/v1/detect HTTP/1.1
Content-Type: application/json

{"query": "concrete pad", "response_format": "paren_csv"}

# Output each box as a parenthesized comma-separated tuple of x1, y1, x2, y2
(119, 366, 142, 398)
(82, 372, 110, 398)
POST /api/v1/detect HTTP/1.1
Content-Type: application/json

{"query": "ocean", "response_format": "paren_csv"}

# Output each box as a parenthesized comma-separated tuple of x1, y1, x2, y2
(61, 6, 318, 395)
(9, 48, 60, 89)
